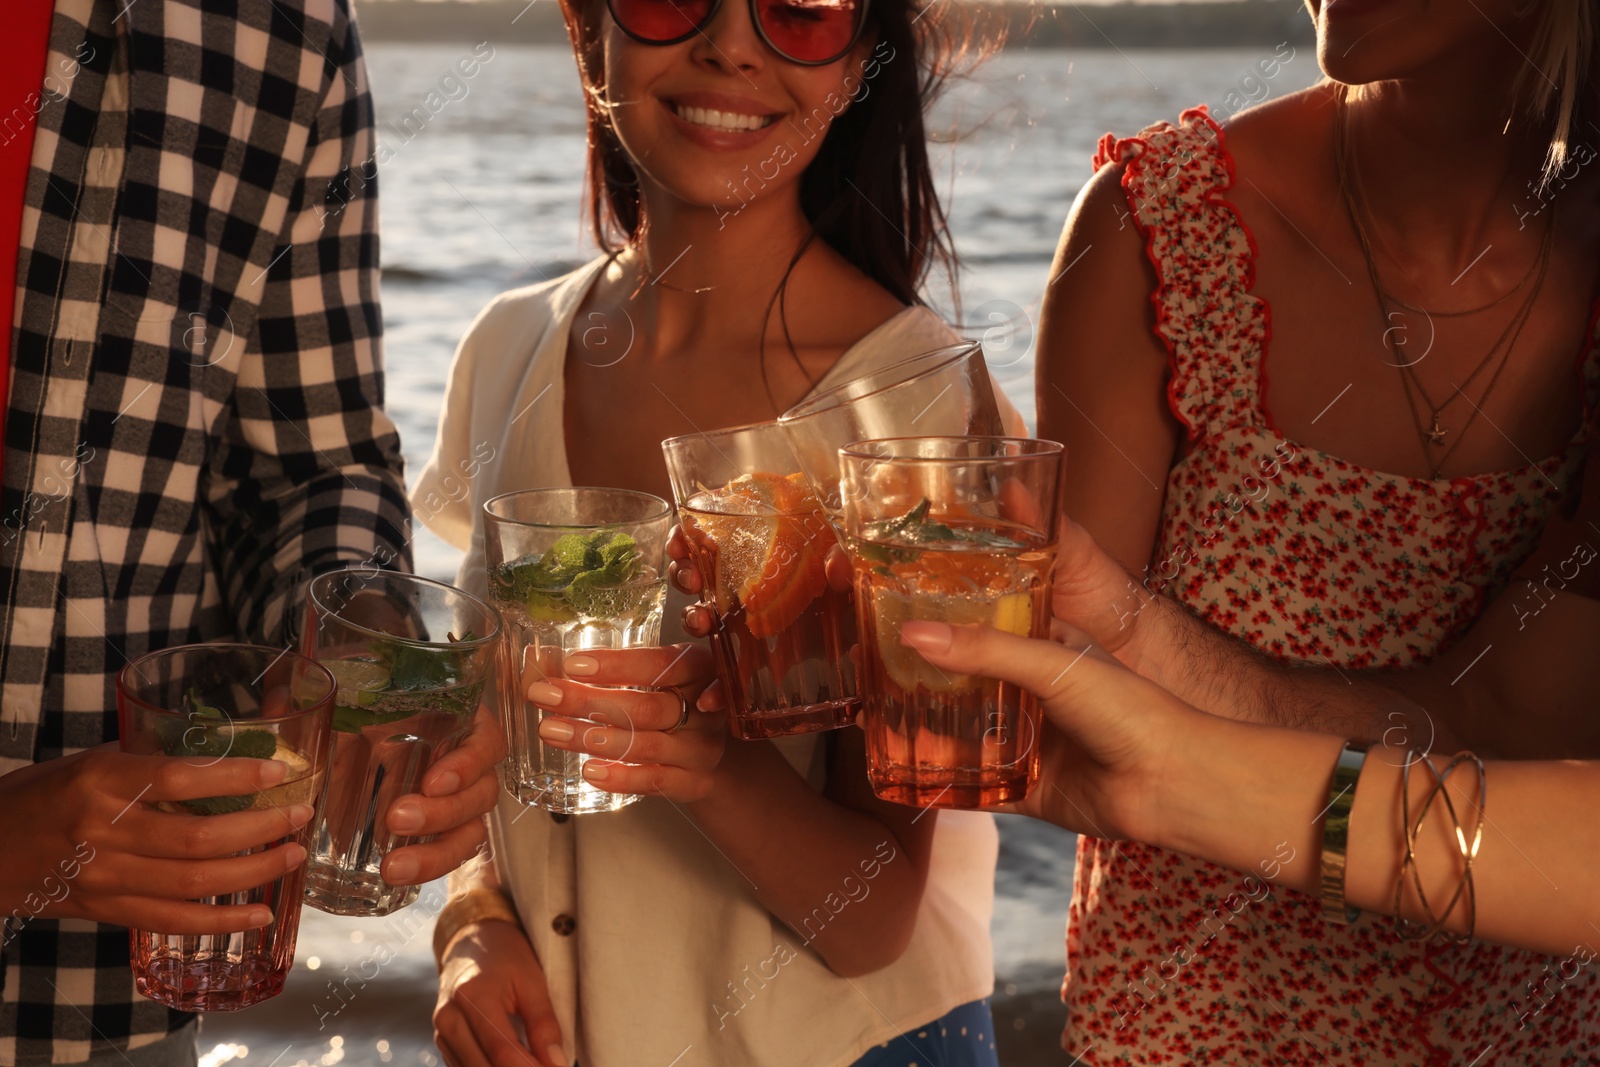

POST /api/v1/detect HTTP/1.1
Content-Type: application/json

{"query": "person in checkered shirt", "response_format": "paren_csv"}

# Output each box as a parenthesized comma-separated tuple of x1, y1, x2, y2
(0, 2, 505, 1064)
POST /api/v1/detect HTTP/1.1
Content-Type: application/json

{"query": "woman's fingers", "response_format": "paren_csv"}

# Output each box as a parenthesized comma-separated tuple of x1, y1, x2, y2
(1050, 515, 1157, 656)
(383, 817, 489, 887)
(898, 620, 1183, 778)
(82, 896, 275, 935)
(79, 843, 307, 905)
(434, 1010, 498, 1067)
(423, 708, 508, 798)
(387, 769, 500, 839)
(513, 969, 568, 1067)
(667, 525, 703, 595)
(110, 752, 291, 803)
(899, 621, 1134, 711)
(557, 644, 713, 690)
(527, 678, 685, 732)
(580, 759, 716, 802)
(122, 803, 315, 859)
(680, 602, 716, 639)
(536, 712, 724, 771)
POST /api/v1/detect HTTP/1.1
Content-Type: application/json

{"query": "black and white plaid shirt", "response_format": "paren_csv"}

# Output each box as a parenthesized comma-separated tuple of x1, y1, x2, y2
(0, 0, 409, 1060)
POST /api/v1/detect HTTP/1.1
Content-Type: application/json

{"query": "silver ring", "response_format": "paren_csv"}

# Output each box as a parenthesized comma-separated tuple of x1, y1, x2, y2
(664, 688, 692, 734)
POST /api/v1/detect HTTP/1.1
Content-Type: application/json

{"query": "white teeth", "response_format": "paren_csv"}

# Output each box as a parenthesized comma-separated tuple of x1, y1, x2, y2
(674, 104, 775, 132)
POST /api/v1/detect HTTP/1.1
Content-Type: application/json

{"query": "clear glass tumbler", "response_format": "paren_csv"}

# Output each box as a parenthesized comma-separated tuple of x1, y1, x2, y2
(663, 422, 858, 739)
(483, 488, 671, 813)
(778, 342, 1004, 517)
(116, 643, 335, 1011)
(838, 436, 1063, 809)
(301, 570, 502, 915)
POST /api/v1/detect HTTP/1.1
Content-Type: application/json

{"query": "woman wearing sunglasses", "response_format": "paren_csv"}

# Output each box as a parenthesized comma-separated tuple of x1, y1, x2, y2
(416, 0, 1020, 1063)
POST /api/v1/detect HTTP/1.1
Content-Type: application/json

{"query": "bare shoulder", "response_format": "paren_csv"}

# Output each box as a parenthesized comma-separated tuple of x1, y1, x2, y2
(1217, 84, 1339, 198)
(805, 243, 913, 344)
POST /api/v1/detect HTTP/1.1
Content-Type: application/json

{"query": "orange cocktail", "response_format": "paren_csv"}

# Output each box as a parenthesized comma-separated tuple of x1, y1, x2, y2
(666, 430, 859, 739)
(839, 437, 1063, 809)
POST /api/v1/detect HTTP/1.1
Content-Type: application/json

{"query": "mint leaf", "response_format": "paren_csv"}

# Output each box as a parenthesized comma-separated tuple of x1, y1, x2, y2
(183, 794, 254, 816)
(496, 531, 643, 620)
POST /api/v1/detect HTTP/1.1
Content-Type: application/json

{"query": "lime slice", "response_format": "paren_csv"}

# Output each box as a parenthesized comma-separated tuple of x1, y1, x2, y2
(326, 659, 391, 706)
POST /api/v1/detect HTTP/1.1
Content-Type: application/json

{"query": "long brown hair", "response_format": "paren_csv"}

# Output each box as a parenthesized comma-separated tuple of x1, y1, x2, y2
(557, 0, 1000, 307)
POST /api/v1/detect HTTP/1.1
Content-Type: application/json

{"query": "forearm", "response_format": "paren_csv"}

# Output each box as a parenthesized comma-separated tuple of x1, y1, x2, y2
(1125, 593, 1454, 748)
(683, 741, 924, 977)
(1148, 713, 1597, 958)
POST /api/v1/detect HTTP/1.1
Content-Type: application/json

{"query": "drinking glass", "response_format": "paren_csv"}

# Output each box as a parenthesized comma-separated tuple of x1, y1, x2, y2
(116, 643, 335, 1011)
(778, 342, 1004, 517)
(301, 570, 501, 915)
(838, 436, 1063, 808)
(663, 422, 857, 739)
(484, 488, 672, 813)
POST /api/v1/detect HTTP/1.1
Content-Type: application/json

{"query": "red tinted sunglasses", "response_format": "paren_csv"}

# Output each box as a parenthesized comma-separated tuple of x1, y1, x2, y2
(607, 0, 869, 66)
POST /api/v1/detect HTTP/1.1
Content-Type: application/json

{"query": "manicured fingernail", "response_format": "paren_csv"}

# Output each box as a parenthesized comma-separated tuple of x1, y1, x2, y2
(582, 762, 610, 782)
(900, 621, 953, 654)
(259, 759, 289, 785)
(426, 770, 461, 796)
(385, 855, 419, 884)
(390, 801, 424, 833)
(288, 804, 315, 827)
(281, 843, 307, 868)
(527, 681, 564, 706)
(564, 654, 598, 676)
(539, 719, 575, 743)
(546, 1045, 570, 1067)
(248, 907, 274, 927)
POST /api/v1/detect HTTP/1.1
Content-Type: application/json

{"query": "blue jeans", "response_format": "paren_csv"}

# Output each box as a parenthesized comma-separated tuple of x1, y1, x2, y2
(848, 998, 999, 1067)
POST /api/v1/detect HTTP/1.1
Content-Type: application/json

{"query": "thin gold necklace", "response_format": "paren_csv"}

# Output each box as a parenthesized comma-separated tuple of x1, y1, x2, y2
(1334, 93, 1553, 478)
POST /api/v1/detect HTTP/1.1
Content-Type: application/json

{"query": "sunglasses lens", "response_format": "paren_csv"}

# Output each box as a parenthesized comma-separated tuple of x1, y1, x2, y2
(756, 0, 863, 63)
(612, 0, 715, 42)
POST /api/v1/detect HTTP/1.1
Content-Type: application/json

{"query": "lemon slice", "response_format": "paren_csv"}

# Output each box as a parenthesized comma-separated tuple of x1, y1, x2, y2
(255, 739, 319, 809)
(325, 659, 390, 706)
(992, 592, 1034, 636)
(872, 587, 1038, 693)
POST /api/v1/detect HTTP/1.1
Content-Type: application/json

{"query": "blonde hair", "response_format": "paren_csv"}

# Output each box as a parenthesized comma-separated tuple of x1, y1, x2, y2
(1515, 0, 1599, 187)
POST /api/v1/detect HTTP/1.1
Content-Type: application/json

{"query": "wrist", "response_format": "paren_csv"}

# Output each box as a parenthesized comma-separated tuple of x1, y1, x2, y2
(432, 887, 521, 965)
(682, 746, 753, 815)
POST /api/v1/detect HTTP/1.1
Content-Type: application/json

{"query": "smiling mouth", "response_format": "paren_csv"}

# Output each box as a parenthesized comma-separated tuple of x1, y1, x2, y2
(672, 103, 778, 132)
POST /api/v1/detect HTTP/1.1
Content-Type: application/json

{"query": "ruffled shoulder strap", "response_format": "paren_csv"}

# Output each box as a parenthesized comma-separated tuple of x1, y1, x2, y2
(1093, 107, 1266, 441)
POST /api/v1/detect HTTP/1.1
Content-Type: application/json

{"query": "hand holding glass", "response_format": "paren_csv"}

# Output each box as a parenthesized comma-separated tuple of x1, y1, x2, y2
(116, 643, 334, 1011)
(301, 570, 501, 915)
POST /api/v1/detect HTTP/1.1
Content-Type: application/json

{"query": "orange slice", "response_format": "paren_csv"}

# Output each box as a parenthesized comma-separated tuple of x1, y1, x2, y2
(693, 472, 832, 639)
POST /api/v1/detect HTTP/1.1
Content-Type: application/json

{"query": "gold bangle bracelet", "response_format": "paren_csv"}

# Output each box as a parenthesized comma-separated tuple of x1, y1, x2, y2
(431, 887, 523, 965)
(1394, 749, 1486, 943)
(1319, 740, 1370, 925)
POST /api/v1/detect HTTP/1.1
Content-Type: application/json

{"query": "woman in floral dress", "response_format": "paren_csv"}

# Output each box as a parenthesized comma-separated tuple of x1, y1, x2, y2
(1036, 1, 1600, 1063)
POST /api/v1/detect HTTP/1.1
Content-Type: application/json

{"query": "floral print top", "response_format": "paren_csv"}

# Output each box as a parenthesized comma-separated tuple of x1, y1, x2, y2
(1063, 108, 1600, 1066)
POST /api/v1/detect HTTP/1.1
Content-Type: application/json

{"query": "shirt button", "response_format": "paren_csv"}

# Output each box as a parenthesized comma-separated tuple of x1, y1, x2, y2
(551, 914, 576, 936)
(550, 812, 570, 824)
